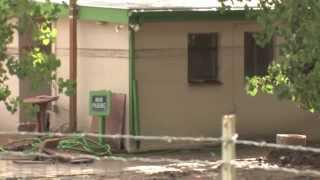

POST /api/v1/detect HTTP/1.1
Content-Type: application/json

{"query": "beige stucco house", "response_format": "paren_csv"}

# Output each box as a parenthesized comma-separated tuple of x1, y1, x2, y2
(2, 0, 319, 150)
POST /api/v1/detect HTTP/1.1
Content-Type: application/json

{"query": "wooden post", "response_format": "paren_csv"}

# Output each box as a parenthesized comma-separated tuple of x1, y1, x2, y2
(69, 0, 78, 132)
(222, 114, 236, 180)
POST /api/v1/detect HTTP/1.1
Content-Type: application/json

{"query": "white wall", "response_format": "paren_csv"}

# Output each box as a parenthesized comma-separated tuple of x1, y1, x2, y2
(53, 18, 130, 132)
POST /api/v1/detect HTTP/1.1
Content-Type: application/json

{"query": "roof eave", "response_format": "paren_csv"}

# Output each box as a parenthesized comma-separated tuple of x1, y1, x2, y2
(129, 9, 254, 24)
(58, 5, 254, 24)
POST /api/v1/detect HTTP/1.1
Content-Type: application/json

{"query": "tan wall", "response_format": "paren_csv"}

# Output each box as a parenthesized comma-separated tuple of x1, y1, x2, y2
(53, 18, 129, 132)
(0, 27, 19, 131)
(232, 22, 318, 138)
(135, 21, 319, 150)
(0, 74, 19, 131)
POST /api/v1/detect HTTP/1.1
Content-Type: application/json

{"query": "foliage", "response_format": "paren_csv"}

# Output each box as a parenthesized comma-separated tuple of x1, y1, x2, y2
(0, 0, 74, 113)
(220, 0, 320, 112)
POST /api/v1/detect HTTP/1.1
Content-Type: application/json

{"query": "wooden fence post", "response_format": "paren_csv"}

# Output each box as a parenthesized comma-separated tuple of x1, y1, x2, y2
(222, 114, 236, 180)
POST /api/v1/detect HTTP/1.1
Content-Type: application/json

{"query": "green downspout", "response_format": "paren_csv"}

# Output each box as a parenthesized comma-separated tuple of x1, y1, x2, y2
(133, 80, 140, 135)
(129, 26, 141, 141)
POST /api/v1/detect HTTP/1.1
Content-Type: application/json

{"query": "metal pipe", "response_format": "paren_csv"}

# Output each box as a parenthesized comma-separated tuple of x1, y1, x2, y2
(69, 0, 78, 132)
(129, 26, 141, 149)
(129, 27, 136, 136)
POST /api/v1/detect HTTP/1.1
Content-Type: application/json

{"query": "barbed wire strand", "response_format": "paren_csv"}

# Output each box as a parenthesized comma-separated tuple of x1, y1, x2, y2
(0, 131, 222, 143)
(2, 131, 320, 154)
(236, 140, 320, 154)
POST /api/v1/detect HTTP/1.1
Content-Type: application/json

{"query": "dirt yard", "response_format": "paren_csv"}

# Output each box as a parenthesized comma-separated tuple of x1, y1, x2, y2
(0, 145, 320, 180)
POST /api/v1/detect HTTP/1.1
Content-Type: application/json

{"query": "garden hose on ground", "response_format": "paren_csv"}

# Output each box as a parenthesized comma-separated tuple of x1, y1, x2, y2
(0, 135, 111, 158)
(57, 135, 111, 156)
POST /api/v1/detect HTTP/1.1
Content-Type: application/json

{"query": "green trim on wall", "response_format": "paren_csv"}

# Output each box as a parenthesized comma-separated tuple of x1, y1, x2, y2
(58, 5, 130, 23)
(79, 6, 129, 23)
(130, 10, 251, 24)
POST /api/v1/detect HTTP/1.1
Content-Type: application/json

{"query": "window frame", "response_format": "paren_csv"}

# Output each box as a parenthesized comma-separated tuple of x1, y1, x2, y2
(244, 32, 274, 78)
(187, 32, 221, 85)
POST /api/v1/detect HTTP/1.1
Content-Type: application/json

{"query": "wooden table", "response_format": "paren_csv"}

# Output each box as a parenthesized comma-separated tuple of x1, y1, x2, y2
(23, 95, 59, 132)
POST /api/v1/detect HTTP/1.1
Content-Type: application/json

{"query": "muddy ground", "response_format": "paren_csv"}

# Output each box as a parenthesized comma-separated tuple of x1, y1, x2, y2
(0, 145, 320, 180)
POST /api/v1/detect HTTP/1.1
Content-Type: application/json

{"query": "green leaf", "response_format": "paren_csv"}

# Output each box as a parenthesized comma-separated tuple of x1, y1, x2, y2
(42, 38, 50, 45)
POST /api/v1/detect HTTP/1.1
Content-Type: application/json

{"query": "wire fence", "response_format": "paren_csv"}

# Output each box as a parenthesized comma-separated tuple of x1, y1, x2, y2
(1, 131, 319, 153)
(0, 131, 223, 143)
(0, 114, 320, 179)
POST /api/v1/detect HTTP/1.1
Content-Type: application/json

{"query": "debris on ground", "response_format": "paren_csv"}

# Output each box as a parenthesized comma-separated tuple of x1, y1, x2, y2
(0, 135, 112, 165)
(267, 149, 320, 168)
(3, 138, 41, 152)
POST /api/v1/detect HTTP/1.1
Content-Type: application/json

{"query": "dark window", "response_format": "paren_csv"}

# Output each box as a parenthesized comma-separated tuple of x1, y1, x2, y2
(188, 33, 219, 84)
(244, 32, 273, 77)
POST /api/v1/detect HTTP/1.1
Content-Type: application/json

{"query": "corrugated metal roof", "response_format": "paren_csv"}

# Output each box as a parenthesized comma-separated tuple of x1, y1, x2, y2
(44, 0, 259, 10)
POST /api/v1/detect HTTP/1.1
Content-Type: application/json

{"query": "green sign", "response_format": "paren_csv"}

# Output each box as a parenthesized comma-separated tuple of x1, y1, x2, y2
(89, 90, 112, 116)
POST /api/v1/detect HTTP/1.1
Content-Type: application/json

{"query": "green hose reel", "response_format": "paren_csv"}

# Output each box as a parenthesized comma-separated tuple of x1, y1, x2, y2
(57, 90, 113, 156)
(89, 90, 112, 144)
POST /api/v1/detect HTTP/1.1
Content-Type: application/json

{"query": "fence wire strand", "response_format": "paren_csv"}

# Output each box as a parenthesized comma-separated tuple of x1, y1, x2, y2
(1, 131, 320, 153)
(236, 140, 320, 153)
(0, 131, 222, 143)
